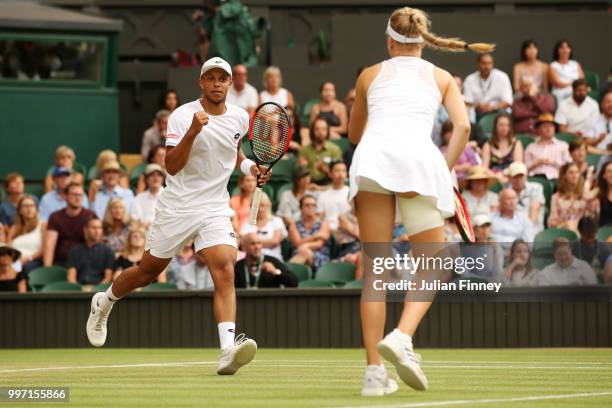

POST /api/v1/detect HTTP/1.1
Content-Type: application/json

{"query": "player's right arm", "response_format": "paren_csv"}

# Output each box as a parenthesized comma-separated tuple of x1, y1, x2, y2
(165, 111, 209, 175)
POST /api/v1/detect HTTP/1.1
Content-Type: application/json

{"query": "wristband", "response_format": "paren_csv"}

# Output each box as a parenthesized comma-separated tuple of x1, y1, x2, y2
(240, 159, 256, 176)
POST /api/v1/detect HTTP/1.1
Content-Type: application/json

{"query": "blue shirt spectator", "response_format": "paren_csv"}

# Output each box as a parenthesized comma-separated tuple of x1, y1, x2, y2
(490, 188, 534, 244)
(91, 161, 134, 219)
(0, 173, 38, 226)
(39, 167, 89, 221)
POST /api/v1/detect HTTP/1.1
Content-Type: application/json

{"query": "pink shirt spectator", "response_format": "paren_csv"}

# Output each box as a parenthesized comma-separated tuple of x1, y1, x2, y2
(524, 138, 571, 179)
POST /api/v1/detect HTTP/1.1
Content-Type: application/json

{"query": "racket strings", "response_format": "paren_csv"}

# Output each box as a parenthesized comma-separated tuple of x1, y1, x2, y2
(251, 105, 290, 164)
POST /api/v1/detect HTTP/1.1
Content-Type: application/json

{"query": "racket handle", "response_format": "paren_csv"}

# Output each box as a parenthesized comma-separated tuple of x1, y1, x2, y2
(248, 187, 263, 225)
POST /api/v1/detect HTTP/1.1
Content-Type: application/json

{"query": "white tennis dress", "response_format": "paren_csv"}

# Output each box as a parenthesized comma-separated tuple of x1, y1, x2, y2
(348, 56, 454, 218)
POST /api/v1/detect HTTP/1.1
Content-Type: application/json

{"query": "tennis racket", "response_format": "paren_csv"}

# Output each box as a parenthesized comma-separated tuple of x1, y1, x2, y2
(453, 187, 475, 243)
(247, 102, 292, 225)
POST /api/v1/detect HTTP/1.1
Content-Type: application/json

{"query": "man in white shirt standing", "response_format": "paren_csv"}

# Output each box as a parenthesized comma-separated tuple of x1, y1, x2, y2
(463, 53, 513, 120)
(317, 161, 350, 231)
(555, 79, 600, 137)
(536, 237, 598, 286)
(227, 64, 259, 116)
(86, 57, 270, 376)
(586, 91, 612, 153)
(130, 163, 165, 228)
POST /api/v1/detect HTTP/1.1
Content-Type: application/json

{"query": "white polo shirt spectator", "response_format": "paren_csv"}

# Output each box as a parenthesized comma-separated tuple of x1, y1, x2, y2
(555, 95, 599, 136)
(227, 64, 259, 114)
(535, 240, 597, 286)
(463, 69, 513, 113)
(131, 163, 165, 226)
(586, 91, 612, 151)
(505, 162, 545, 234)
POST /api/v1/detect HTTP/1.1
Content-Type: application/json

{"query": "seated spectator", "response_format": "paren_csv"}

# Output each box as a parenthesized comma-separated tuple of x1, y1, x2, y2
(39, 167, 89, 221)
(462, 214, 504, 280)
(555, 79, 599, 137)
(131, 164, 165, 228)
(0, 245, 26, 293)
(161, 89, 179, 112)
(298, 118, 342, 185)
(240, 193, 287, 261)
(102, 197, 131, 255)
(505, 162, 545, 234)
(92, 160, 134, 219)
(524, 113, 572, 180)
(535, 237, 597, 285)
(512, 75, 555, 134)
(229, 174, 256, 231)
(234, 233, 298, 289)
(141, 110, 170, 161)
(585, 91, 612, 154)
(288, 195, 330, 269)
(597, 161, 612, 226)
(491, 188, 534, 243)
(481, 114, 523, 177)
(569, 140, 590, 177)
(336, 211, 361, 266)
(43, 182, 96, 267)
(276, 167, 315, 224)
(548, 39, 584, 102)
(167, 242, 213, 290)
(285, 105, 304, 154)
(512, 40, 549, 93)
(500, 239, 538, 287)
(7, 196, 45, 274)
(136, 145, 166, 194)
(114, 227, 147, 276)
(43, 145, 85, 193)
(439, 121, 480, 182)
(571, 216, 608, 268)
(259, 66, 295, 109)
(316, 161, 350, 231)
(0, 173, 38, 227)
(461, 166, 499, 217)
(309, 81, 348, 138)
(66, 218, 114, 287)
(433, 75, 477, 145)
(227, 64, 259, 116)
(463, 53, 513, 120)
(88, 150, 130, 203)
(548, 163, 598, 232)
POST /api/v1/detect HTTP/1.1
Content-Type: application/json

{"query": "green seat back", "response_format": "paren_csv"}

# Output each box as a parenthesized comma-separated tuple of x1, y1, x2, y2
(586, 154, 603, 168)
(301, 98, 320, 125)
(331, 138, 351, 154)
(597, 226, 612, 241)
(534, 228, 579, 258)
(477, 112, 499, 140)
(584, 71, 600, 91)
(489, 181, 503, 193)
(28, 266, 68, 291)
(142, 282, 177, 291)
(24, 183, 45, 199)
(92, 283, 112, 292)
(287, 262, 311, 281)
(315, 262, 356, 284)
(298, 279, 335, 288)
(555, 132, 578, 144)
(515, 133, 534, 149)
(532, 256, 553, 270)
(40, 281, 82, 292)
(343, 279, 364, 289)
(270, 159, 297, 181)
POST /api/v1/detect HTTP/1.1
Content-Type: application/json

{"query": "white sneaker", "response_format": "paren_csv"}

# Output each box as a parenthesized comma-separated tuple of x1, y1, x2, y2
(377, 330, 428, 391)
(217, 334, 257, 375)
(86, 292, 113, 347)
(361, 366, 399, 397)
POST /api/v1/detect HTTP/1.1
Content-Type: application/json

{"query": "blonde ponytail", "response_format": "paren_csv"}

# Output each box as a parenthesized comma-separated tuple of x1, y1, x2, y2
(389, 7, 495, 54)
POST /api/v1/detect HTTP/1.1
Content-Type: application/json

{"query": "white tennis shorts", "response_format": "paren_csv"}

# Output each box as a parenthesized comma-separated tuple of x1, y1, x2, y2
(145, 207, 238, 259)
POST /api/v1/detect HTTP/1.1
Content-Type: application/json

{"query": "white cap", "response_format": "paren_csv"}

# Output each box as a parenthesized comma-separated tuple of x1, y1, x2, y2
(473, 214, 492, 227)
(200, 57, 232, 78)
(508, 162, 528, 177)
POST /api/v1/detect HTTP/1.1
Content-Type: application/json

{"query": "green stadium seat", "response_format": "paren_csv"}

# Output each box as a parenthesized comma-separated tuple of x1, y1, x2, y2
(28, 266, 67, 291)
(555, 132, 578, 144)
(129, 162, 147, 190)
(597, 226, 612, 242)
(331, 138, 351, 154)
(315, 262, 356, 284)
(87, 165, 98, 181)
(586, 154, 603, 168)
(270, 159, 297, 181)
(534, 228, 579, 258)
(40, 281, 82, 292)
(287, 262, 311, 281)
(241, 136, 256, 159)
(476, 112, 499, 140)
(92, 283, 112, 292)
(343, 279, 364, 289)
(532, 256, 553, 270)
(298, 279, 335, 288)
(489, 181, 503, 193)
(227, 169, 242, 194)
(0, 188, 5, 201)
(301, 98, 320, 125)
(24, 183, 44, 199)
(584, 71, 600, 92)
(515, 133, 534, 149)
(142, 282, 177, 291)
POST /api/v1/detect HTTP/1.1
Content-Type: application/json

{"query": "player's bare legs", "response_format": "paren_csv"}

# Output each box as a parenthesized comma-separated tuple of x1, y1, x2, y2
(200, 244, 257, 375)
(355, 191, 398, 396)
(86, 251, 170, 347)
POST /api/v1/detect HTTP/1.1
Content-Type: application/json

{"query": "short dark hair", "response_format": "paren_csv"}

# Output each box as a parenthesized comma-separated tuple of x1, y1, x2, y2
(299, 194, 316, 209)
(329, 160, 346, 172)
(578, 216, 598, 237)
(319, 81, 334, 93)
(477, 53, 492, 63)
(572, 78, 588, 90)
(64, 182, 84, 195)
(85, 216, 101, 228)
(553, 237, 571, 253)
(569, 139, 587, 153)
(309, 117, 330, 139)
(553, 39, 573, 61)
(520, 39, 538, 61)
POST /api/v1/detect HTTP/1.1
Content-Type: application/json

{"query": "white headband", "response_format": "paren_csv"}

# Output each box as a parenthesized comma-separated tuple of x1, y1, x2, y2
(386, 20, 424, 44)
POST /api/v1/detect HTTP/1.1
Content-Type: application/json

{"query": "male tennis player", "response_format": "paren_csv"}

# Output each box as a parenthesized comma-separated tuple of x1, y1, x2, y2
(86, 57, 268, 375)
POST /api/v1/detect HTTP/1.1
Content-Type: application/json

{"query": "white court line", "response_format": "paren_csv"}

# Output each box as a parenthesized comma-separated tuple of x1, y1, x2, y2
(268, 359, 612, 366)
(341, 391, 612, 408)
(2, 360, 612, 374)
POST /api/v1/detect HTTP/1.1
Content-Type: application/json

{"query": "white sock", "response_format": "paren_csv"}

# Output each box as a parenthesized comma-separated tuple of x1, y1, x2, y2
(97, 285, 120, 313)
(218, 322, 236, 350)
(366, 364, 385, 374)
(393, 328, 413, 346)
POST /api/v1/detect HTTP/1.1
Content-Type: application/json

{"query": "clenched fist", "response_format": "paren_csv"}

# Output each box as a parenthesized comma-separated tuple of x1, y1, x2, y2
(190, 111, 209, 134)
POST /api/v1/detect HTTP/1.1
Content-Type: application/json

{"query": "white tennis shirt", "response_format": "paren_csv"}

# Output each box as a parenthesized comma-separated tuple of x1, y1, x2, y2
(160, 99, 249, 215)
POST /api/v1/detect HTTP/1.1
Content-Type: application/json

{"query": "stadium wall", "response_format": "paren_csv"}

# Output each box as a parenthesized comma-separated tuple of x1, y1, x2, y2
(1, 288, 611, 348)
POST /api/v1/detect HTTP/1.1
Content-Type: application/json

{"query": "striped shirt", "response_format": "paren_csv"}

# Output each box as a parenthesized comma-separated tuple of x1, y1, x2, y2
(524, 137, 571, 180)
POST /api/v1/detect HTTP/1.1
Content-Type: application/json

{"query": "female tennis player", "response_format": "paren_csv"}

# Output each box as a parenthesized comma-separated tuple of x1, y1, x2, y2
(348, 7, 494, 396)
